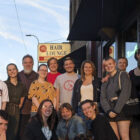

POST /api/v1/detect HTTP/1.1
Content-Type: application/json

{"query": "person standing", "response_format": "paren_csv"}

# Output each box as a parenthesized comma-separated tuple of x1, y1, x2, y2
(28, 64, 56, 116)
(100, 57, 131, 140)
(5, 63, 27, 140)
(54, 57, 79, 110)
(0, 80, 9, 110)
(72, 60, 99, 116)
(18, 55, 38, 138)
(117, 57, 128, 71)
(129, 48, 140, 140)
(47, 57, 61, 85)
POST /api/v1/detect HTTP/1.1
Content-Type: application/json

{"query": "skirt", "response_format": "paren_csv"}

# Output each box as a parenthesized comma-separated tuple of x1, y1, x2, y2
(106, 100, 132, 122)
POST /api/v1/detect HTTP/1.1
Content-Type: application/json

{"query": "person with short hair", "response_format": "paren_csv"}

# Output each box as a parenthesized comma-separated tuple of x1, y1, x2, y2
(0, 110, 9, 140)
(18, 54, 38, 138)
(80, 100, 118, 140)
(54, 57, 79, 110)
(117, 57, 128, 71)
(47, 57, 61, 85)
(0, 80, 9, 110)
(56, 103, 86, 140)
(22, 99, 58, 140)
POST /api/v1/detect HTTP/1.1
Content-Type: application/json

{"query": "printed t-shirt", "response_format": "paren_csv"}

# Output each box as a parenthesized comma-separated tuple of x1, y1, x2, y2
(54, 73, 78, 105)
(0, 80, 9, 109)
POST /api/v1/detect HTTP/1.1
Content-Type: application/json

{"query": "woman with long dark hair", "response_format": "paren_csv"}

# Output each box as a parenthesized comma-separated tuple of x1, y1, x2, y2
(129, 48, 140, 140)
(5, 63, 27, 140)
(22, 99, 58, 140)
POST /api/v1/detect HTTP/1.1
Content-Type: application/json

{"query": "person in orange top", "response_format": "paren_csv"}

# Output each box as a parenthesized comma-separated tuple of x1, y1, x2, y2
(28, 64, 56, 116)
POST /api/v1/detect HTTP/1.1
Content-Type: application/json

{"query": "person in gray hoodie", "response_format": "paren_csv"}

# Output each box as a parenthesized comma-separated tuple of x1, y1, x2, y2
(100, 57, 131, 140)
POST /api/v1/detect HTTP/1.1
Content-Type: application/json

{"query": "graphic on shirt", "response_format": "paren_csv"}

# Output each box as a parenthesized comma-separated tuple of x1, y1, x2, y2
(64, 80, 74, 91)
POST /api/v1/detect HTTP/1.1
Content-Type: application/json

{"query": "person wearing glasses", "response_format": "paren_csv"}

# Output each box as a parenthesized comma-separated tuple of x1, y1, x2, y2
(22, 99, 58, 140)
(28, 64, 56, 117)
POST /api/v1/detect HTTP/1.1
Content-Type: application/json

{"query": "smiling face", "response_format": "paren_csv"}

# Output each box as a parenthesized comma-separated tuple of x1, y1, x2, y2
(41, 101, 53, 118)
(81, 102, 95, 120)
(64, 60, 75, 73)
(7, 64, 18, 78)
(0, 117, 8, 134)
(38, 65, 48, 79)
(105, 59, 116, 74)
(83, 63, 93, 76)
(118, 58, 127, 71)
(49, 59, 58, 73)
(61, 107, 72, 121)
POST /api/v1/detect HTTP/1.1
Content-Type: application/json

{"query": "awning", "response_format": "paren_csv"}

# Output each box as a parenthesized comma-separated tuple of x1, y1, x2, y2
(67, 0, 136, 41)
(58, 45, 86, 73)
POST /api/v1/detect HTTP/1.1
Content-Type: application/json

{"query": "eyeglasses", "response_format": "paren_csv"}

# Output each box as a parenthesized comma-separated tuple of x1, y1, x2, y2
(39, 69, 48, 72)
(42, 105, 53, 110)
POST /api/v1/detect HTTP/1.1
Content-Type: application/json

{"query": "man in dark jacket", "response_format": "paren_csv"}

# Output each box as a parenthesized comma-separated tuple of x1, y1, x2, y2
(18, 55, 38, 139)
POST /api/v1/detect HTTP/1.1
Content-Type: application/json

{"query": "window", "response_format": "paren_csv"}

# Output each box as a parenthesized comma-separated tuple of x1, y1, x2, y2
(125, 42, 138, 72)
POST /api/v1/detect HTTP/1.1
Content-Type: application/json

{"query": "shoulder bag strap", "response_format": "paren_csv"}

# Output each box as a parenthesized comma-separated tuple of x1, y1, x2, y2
(118, 71, 122, 90)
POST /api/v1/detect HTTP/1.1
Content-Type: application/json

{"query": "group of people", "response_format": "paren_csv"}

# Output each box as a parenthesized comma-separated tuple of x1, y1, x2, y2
(0, 48, 139, 140)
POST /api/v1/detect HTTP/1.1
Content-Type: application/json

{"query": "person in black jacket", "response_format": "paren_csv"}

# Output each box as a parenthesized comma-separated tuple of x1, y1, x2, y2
(72, 60, 100, 116)
(22, 99, 58, 140)
(80, 100, 118, 140)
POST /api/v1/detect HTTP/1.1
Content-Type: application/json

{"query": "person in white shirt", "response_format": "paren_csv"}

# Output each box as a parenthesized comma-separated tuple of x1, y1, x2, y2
(0, 80, 9, 110)
(54, 57, 79, 111)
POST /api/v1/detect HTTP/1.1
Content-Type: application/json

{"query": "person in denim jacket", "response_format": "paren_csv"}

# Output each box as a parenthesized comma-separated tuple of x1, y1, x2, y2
(56, 103, 86, 140)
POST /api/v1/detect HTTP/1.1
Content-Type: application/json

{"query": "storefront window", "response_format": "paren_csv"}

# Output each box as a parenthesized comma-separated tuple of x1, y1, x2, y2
(109, 42, 117, 59)
(125, 42, 138, 72)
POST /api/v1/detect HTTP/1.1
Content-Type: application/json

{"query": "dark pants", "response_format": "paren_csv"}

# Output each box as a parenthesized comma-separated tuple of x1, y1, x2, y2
(6, 104, 20, 140)
(7, 113, 20, 140)
(18, 114, 30, 140)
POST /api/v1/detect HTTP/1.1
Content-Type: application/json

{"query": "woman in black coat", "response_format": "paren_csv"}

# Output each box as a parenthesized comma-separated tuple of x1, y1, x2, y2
(22, 99, 58, 140)
(80, 100, 118, 140)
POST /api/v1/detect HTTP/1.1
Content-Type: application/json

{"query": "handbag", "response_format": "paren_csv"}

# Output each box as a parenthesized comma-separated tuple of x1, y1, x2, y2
(118, 71, 140, 116)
